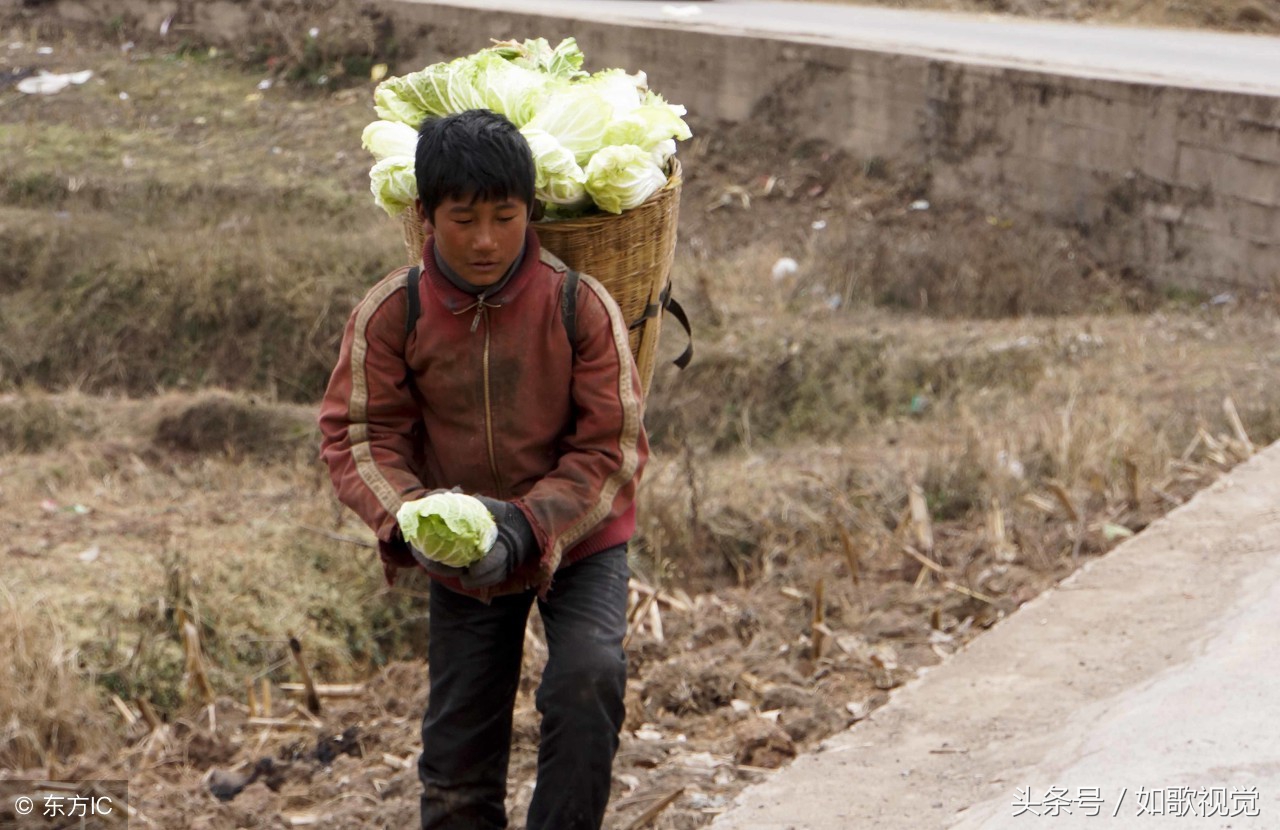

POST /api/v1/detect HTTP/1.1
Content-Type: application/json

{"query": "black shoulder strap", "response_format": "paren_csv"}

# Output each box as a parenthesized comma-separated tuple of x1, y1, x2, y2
(404, 266, 421, 339)
(664, 294, 694, 369)
(403, 266, 421, 394)
(562, 268, 579, 353)
(627, 282, 693, 369)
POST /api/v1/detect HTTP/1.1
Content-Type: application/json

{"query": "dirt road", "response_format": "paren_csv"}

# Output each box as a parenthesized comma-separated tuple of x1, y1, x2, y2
(711, 440, 1280, 828)
(412, 0, 1280, 94)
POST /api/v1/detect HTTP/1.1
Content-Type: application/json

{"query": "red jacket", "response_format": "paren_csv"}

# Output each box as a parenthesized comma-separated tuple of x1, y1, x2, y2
(318, 228, 648, 598)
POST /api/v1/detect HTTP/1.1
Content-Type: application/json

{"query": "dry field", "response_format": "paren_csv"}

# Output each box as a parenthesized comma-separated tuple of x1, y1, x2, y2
(2, 7, 1279, 829)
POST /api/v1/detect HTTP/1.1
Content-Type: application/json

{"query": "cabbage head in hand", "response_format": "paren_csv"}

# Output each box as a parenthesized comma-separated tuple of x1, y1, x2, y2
(396, 492, 498, 567)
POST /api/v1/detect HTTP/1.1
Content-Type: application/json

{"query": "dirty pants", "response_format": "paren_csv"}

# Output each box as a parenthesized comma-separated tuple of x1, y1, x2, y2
(418, 545, 629, 830)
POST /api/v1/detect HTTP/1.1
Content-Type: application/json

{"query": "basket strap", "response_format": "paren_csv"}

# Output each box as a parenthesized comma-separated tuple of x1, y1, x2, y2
(562, 268, 579, 354)
(663, 295, 694, 369)
(404, 266, 421, 339)
(628, 283, 693, 370)
(403, 266, 421, 392)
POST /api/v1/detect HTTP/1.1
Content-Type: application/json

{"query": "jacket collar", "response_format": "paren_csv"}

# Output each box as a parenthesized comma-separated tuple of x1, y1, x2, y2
(433, 240, 526, 297)
(420, 227, 543, 313)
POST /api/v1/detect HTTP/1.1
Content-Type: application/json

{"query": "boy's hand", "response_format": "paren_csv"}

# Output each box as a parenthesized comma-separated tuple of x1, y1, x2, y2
(408, 548, 468, 580)
(459, 496, 537, 590)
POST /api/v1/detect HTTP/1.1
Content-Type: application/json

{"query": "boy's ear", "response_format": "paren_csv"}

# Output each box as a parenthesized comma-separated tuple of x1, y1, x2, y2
(415, 198, 433, 232)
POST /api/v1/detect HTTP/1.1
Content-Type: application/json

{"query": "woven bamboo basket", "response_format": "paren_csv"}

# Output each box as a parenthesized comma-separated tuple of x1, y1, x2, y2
(401, 159, 682, 395)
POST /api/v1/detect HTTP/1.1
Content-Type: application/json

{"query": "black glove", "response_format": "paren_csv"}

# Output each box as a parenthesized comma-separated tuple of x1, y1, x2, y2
(409, 547, 468, 581)
(459, 496, 538, 590)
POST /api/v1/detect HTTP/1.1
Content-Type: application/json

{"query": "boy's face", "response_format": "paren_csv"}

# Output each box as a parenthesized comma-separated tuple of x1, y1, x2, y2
(427, 194, 530, 287)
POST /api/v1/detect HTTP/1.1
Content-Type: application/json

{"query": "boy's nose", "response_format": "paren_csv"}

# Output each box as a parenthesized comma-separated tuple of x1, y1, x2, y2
(473, 225, 497, 251)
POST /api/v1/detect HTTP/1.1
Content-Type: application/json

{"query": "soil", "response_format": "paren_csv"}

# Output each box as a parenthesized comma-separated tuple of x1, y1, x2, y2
(1, 4, 1278, 830)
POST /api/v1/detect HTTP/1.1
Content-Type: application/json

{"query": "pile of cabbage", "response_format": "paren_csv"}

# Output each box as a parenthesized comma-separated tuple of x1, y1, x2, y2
(361, 37, 691, 219)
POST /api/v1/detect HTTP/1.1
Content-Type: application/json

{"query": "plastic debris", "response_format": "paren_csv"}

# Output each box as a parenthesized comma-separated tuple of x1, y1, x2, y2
(909, 199, 930, 211)
(634, 724, 664, 742)
(79, 544, 101, 563)
(771, 257, 798, 281)
(997, 450, 1026, 479)
(36, 45, 53, 55)
(17, 69, 93, 95)
(688, 792, 729, 809)
(1102, 523, 1135, 541)
(811, 219, 827, 231)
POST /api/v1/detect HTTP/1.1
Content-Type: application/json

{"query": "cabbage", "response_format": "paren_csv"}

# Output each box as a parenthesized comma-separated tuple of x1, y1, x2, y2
(602, 101, 692, 153)
(525, 84, 613, 165)
(521, 127, 590, 208)
(369, 155, 417, 218)
(361, 120, 418, 161)
(396, 492, 498, 568)
(584, 144, 668, 214)
(373, 59, 467, 127)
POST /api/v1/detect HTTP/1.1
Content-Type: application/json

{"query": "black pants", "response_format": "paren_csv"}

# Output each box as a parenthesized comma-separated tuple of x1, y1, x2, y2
(418, 545, 630, 830)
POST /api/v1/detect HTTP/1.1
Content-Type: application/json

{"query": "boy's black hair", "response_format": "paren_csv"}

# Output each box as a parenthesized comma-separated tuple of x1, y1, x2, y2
(416, 109, 536, 223)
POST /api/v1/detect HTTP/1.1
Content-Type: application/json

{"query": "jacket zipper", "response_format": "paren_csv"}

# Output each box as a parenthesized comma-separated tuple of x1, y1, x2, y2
(478, 304, 504, 498)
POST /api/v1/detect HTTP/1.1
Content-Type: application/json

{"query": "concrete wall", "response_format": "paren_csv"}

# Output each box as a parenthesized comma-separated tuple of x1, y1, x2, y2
(384, 2, 1279, 293)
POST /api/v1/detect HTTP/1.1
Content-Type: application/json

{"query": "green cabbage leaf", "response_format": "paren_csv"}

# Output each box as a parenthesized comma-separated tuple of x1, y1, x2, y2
(373, 58, 469, 127)
(473, 52, 551, 127)
(525, 84, 613, 165)
(491, 37, 587, 80)
(602, 101, 692, 153)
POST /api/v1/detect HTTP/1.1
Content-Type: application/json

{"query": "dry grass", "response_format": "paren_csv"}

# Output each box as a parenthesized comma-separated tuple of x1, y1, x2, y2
(1, 32, 1279, 800)
(0, 43, 395, 400)
(0, 586, 119, 769)
(0, 392, 433, 733)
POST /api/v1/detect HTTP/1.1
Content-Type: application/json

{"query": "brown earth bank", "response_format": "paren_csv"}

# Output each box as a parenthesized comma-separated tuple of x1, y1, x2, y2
(2, 5, 1280, 830)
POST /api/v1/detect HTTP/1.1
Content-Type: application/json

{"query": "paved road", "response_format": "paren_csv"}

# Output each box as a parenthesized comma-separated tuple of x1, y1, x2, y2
(711, 441, 1280, 828)
(423, 0, 1280, 95)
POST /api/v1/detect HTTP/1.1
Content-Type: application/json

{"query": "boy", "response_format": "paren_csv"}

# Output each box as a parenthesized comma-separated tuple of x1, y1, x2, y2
(318, 109, 648, 830)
